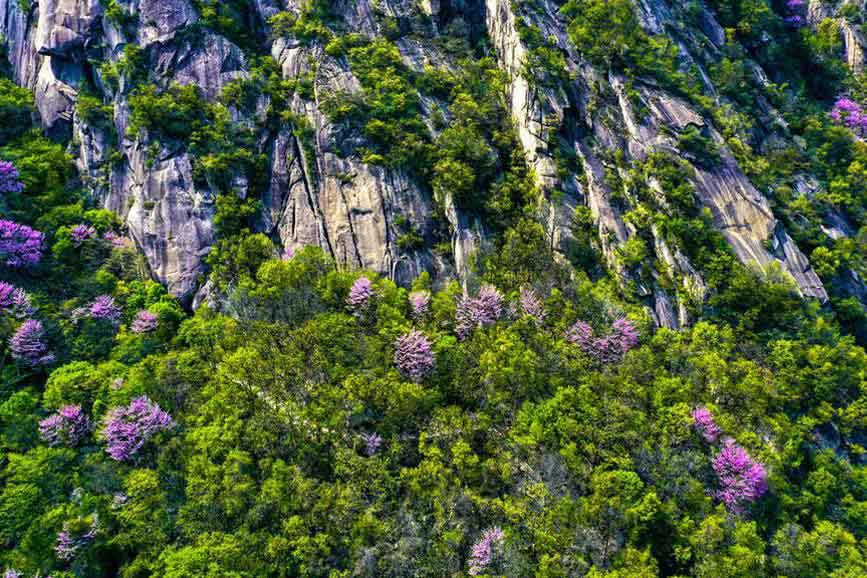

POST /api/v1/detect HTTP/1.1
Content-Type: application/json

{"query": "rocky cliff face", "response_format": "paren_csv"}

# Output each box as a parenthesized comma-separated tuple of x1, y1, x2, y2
(2, 0, 863, 319)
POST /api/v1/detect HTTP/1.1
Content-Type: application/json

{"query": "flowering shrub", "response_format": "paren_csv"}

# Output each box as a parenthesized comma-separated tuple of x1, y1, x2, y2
(89, 294, 122, 324)
(691, 406, 722, 443)
(519, 287, 546, 323)
(394, 329, 435, 382)
(102, 396, 173, 461)
(70, 224, 97, 246)
(468, 527, 505, 575)
(3, 569, 22, 578)
(409, 290, 430, 321)
(830, 98, 867, 134)
(0, 281, 15, 310)
(0, 219, 43, 267)
(103, 231, 129, 248)
(361, 432, 383, 456)
(347, 276, 374, 312)
(282, 246, 295, 260)
(55, 514, 99, 560)
(0, 160, 24, 195)
(39, 404, 91, 447)
(566, 317, 639, 363)
(130, 309, 158, 333)
(455, 285, 504, 339)
(10, 319, 52, 366)
(712, 439, 768, 514)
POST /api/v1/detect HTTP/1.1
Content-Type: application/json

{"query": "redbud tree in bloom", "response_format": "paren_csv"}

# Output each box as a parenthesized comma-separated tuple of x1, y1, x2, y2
(347, 276, 374, 312)
(89, 294, 122, 324)
(409, 290, 430, 321)
(691, 407, 722, 443)
(39, 405, 91, 447)
(468, 527, 505, 575)
(0, 160, 24, 195)
(519, 286, 546, 323)
(102, 396, 173, 461)
(830, 98, 867, 135)
(566, 317, 639, 363)
(712, 439, 768, 514)
(455, 284, 504, 340)
(130, 309, 158, 333)
(10, 319, 52, 366)
(394, 329, 435, 382)
(55, 514, 99, 561)
(70, 224, 96, 246)
(0, 219, 43, 267)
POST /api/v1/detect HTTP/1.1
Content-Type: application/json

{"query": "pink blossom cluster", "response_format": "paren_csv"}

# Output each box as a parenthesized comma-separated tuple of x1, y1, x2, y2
(0, 282, 34, 318)
(347, 276, 374, 313)
(39, 404, 91, 447)
(712, 439, 768, 514)
(0, 219, 43, 267)
(455, 285, 504, 340)
(691, 406, 722, 443)
(394, 329, 436, 382)
(103, 231, 129, 248)
(130, 309, 158, 333)
(519, 287, 546, 323)
(566, 317, 639, 363)
(468, 527, 505, 575)
(361, 432, 383, 456)
(55, 514, 98, 561)
(102, 396, 173, 461)
(88, 294, 122, 324)
(10, 319, 53, 366)
(70, 224, 96, 246)
(830, 98, 867, 134)
(0, 160, 24, 195)
(409, 290, 430, 321)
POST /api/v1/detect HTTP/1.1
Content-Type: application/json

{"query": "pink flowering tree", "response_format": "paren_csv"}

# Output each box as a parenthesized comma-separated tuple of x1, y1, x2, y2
(130, 309, 158, 333)
(0, 219, 43, 267)
(468, 527, 505, 575)
(347, 276, 374, 313)
(39, 404, 91, 447)
(455, 285, 504, 340)
(566, 317, 639, 363)
(409, 290, 430, 321)
(519, 287, 546, 324)
(712, 439, 768, 514)
(830, 98, 867, 135)
(394, 329, 436, 382)
(101, 396, 173, 461)
(0, 160, 24, 195)
(10, 319, 52, 366)
(691, 406, 722, 443)
(88, 294, 122, 324)
(70, 224, 97, 246)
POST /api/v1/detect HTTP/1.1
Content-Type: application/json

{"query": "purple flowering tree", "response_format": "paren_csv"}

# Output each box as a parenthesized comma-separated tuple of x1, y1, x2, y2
(830, 98, 867, 135)
(39, 404, 91, 447)
(282, 246, 295, 260)
(102, 396, 173, 461)
(409, 290, 431, 321)
(130, 309, 158, 333)
(347, 276, 374, 313)
(55, 514, 99, 561)
(784, 0, 805, 27)
(0, 281, 15, 310)
(0, 219, 43, 267)
(3, 569, 22, 578)
(468, 527, 505, 575)
(566, 317, 639, 363)
(103, 231, 129, 248)
(88, 294, 122, 324)
(394, 329, 436, 382)
(455, 285, 504, 340)
(712, 439, 768, 514)
(361, 432, 383, 456)
(10, 319, 52, 366)
(70, 224, 97, 246)
(519, 287, 546, 323)
(0, 160, 24, 195)
(691, 407, 722, 443)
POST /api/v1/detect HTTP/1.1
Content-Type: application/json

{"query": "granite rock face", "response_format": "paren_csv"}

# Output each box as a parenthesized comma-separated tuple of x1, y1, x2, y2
(1, 0, 853, 318)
